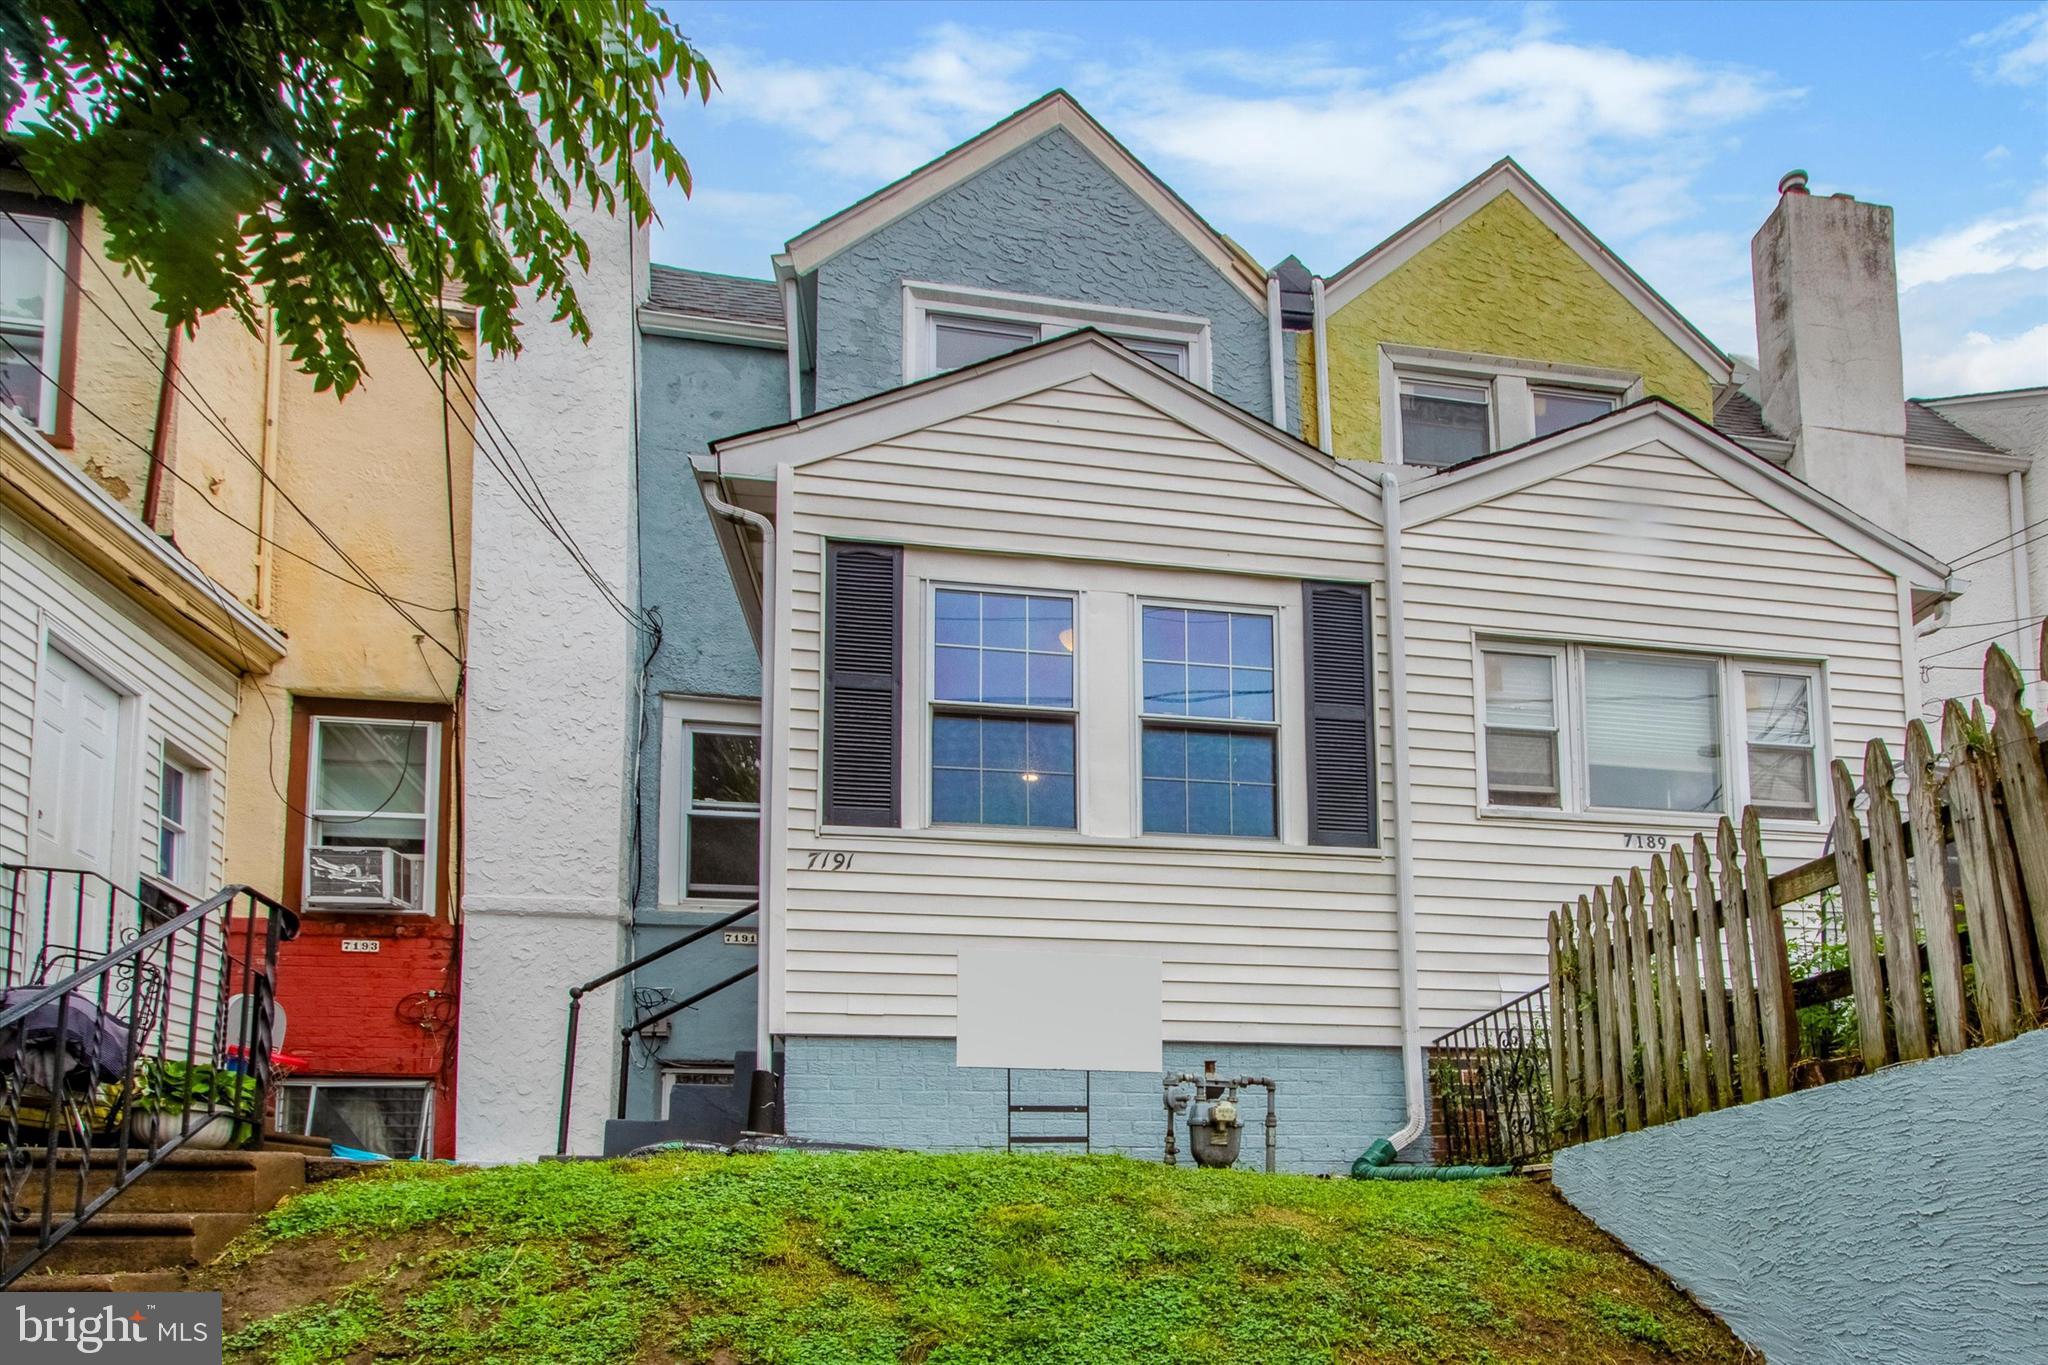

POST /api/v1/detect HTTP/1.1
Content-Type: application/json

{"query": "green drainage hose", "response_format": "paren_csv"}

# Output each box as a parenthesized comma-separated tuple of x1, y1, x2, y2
(1349, 1138, 1511, 1180)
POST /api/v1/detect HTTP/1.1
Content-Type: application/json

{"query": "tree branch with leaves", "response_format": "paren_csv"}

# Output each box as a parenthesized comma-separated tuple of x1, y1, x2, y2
(0, 0, 713, 392)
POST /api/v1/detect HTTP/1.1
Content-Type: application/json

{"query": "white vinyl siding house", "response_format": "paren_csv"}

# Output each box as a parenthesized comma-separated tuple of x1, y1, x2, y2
(718, 338, 1401, 1048)
(1399, 415, 1935, 1033)
(3, 502, 239, 905)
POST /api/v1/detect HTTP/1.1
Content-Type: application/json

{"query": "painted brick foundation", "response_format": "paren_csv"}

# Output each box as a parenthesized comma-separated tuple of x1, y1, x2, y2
(782, 1037, 1409, 1176)
(236, 916, 460, 1158)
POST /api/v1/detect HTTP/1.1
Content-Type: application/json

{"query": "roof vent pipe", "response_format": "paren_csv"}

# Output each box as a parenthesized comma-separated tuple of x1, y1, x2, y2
(1778, 169, 1809, 196)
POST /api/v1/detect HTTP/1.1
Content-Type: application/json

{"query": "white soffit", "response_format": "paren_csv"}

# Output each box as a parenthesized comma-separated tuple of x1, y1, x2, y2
(954, 947, 1164, 1072)
(782, 91, 1269, 307)
(1400, 401, 1952, 592)
(1320, 159, 1733, 383)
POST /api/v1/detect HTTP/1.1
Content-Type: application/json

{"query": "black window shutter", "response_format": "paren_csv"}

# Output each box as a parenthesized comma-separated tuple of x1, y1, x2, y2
(823, 542, 903, 826)
(1303, 581, 1378, 847)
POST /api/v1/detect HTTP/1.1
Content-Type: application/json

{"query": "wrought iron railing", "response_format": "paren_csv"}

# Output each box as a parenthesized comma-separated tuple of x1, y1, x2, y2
(556, 901, 758, 1156)
(1429, 985, 1555, 1167)
(1, 865, 299, 1286)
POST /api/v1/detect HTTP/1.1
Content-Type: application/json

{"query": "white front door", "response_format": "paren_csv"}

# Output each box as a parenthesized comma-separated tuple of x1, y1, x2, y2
(28, 644, 123, 878)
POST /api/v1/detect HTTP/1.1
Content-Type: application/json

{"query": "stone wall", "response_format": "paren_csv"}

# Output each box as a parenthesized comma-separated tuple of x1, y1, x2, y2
(1553, 1030, 2048, 1365)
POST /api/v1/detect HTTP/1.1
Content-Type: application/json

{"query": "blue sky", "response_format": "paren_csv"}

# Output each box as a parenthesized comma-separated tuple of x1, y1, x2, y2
(649, 0, 2048, 396)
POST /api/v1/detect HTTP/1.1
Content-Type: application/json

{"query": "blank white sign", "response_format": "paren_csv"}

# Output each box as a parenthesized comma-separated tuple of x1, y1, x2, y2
(954, 947, 1163, 1072)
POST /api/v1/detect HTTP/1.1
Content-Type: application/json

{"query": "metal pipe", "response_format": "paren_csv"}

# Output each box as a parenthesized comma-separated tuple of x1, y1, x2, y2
(1374, 464, 1429, 1160)
(1310, 276, 1333, 454)
(701, 474, 779, 1131)
(1265, 272, 1285, 429)
(2011, 470, 2034, 677)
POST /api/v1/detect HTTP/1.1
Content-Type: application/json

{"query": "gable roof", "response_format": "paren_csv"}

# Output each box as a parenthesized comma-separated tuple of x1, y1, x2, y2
(1399, 397, 1951, 599)
(1320, 159, 1732, 382)
(780, 91, 1270, 307)
(709, 328, 1380, 522)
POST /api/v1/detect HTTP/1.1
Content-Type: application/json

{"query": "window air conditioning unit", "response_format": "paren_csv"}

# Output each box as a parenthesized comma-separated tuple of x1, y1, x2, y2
(306, 848, 425, 911)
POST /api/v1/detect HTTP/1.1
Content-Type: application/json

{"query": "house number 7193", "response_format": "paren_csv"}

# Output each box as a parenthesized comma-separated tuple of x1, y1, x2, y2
(805, 851, 856, 871)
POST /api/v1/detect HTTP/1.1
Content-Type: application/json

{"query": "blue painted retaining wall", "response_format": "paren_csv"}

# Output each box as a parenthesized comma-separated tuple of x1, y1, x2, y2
(782, 1036, 1408, 1175)
(1553, 1029, 2048, 1365)
(811, 128, 1273, 418)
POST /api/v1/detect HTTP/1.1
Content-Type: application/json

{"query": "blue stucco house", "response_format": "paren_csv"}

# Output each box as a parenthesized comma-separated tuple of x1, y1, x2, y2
(621, 91, 1296, 1128)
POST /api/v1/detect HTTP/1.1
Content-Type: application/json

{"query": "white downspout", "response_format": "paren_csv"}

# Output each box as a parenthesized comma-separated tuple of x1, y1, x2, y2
(1265, 273, 1285, 430)
(2010, 471, 2033, 677)
(781, 276, 801, 420)
(1310, 276, 1333, 455)
(1376, 465, 1426, 1155)
(699, 476, 777, 1081)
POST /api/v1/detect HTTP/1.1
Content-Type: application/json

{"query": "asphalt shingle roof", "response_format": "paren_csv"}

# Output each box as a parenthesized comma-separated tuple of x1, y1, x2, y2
(1711, 385, 2013, 459)
(646, 265, 783, 327)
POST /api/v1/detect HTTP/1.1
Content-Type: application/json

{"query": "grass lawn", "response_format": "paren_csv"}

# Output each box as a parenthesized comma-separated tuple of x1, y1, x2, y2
(199, 1151, 1749, 1364)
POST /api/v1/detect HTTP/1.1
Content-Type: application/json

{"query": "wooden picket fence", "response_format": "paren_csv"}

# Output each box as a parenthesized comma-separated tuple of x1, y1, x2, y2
(1548, 638, 2048, 1145)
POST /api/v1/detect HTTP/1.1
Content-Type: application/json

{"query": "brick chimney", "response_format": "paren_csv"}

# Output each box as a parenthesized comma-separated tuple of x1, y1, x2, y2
(1751, 171, 1908, 533)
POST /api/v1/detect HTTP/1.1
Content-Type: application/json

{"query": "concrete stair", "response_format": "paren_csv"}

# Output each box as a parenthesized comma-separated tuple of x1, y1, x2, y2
(8, 1145, 316, 1281)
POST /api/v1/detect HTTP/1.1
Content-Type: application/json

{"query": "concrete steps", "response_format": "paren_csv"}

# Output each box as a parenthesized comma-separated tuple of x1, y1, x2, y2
(8, 1145, 317, 1279)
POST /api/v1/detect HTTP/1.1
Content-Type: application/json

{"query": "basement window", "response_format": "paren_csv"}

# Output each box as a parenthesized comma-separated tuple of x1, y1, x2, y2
(277, 1080, 433, 1160)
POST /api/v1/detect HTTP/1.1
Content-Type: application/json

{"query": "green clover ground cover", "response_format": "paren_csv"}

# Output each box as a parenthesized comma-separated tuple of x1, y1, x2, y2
(204, 1151, 1747, 1364)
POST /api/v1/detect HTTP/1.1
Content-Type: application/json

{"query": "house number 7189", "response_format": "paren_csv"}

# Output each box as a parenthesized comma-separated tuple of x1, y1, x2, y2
(805, 851, 856, 871)
(1621, 833, 1670, 850)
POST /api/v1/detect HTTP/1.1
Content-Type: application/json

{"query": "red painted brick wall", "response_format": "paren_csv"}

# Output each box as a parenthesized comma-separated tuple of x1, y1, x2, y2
(232, 915, 461, 1159)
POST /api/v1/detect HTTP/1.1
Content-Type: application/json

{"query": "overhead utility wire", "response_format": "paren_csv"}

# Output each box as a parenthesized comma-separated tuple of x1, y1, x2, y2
(2, 204, 462, 657)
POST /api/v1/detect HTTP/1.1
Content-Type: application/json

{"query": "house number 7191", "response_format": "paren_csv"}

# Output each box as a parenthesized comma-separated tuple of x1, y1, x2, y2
(805, 851, 856, 871)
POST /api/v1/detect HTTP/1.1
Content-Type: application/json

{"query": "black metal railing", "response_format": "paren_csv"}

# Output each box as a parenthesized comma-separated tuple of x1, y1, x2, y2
(1430, 985, 1554, 1168)
(1, 865, 299, 1286)
(556, 902, 758, 1156)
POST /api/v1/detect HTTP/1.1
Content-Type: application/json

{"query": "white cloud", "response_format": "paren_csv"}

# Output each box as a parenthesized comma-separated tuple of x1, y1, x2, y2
(1898, 193, 2048, 290)
(1965, 4, 2048, 86)
(700, 23, 1058, 185)
(1909, 323, 2048, 394)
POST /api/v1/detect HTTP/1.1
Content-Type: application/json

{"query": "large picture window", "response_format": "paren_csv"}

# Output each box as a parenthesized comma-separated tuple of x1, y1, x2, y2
(1139, 605, 1278, 838)
(929, 587, 1077, 829)
(1477, 642, 1823, 822)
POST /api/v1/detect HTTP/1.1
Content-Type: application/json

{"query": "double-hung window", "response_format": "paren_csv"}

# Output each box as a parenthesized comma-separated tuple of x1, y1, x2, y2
(1481, 649, 1563, 808)
(1478, 643, 1823, 822)
(929, 588, 1077, 829)
(683, 727, 761, 897)
(0, 210, 67, 433)
(1139, 605, 1278, 838)
(1397, 379, 1491, 468)
(1740, 670, 1818, 820)
(301, 713, 440, 914)
(156, 753, 205, 889)
(905, 283, 1210, 385)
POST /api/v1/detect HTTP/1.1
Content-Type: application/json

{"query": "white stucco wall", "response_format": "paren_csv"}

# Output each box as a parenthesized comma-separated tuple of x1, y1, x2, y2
(1923, 391, 2047, 680)
(458, 201, 645, 1160)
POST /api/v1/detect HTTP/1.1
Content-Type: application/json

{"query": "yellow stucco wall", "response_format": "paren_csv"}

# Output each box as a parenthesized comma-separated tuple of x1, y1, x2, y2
(47, 206, 472, 906)
(1302, 192, 1716, 461)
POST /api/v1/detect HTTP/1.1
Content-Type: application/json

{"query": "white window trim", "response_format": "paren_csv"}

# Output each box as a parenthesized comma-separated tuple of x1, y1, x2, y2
(275, 1078, 435, 1161)
(1477, 643, 1569, 811)
(1380, 345, 1643, 468)
(1473, 637, 1830, 829)
(901, 280, 1213, 388)
(2, 211, 68, 434)
(1134, 598, 1284, 841)
(657, 694, 763, 910)
(924, 580, 1083, 832)
(305, 716, 442, 917)
(155, 746, 210, 894)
